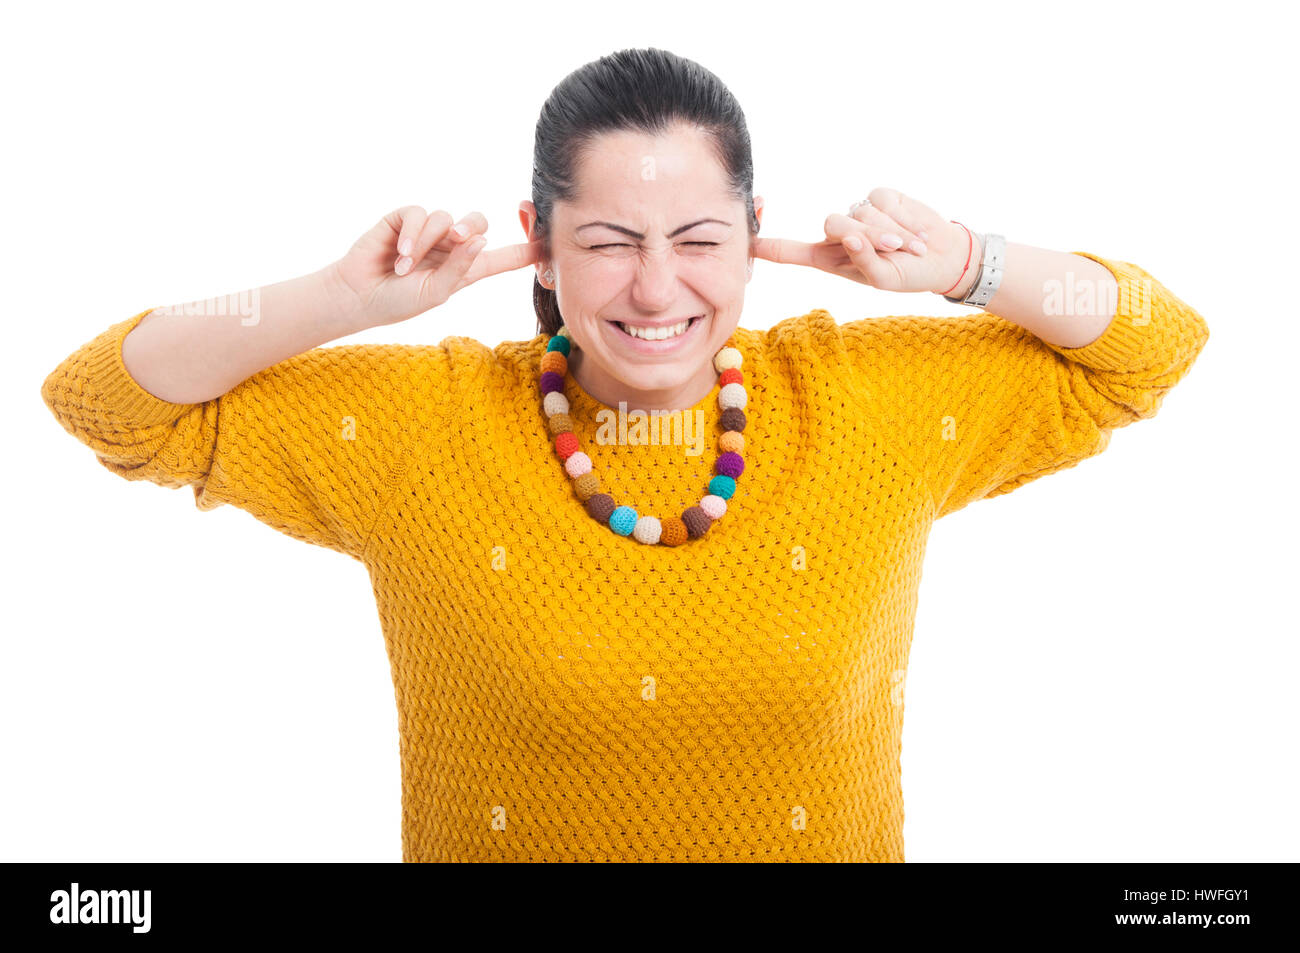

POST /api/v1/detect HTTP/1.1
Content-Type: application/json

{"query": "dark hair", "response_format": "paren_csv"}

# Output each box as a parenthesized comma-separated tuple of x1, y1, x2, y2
(530, 48, 759, 338)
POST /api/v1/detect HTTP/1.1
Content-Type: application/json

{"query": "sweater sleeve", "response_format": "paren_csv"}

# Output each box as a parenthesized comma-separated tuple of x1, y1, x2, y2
(40, 307, 463, 560)
(820, 252, 1210, 519)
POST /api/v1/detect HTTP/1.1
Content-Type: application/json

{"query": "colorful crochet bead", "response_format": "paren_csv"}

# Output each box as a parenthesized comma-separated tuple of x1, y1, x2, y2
(713, 347, 742, 372)
(540, 351, 567, 375)
(709, 475, 736, 499)
(681, 506, 712, 538)
(716, 451, 744, 478)
(719, 407, 747, 432)
(555, 432, 579, 459)
(585, 493, 616, 522)
(547, 412, 573, 436)
(564, 451, 592, 477)
(547, 335, 571, 356)
(719, 382, 747, 410)
(573, 472, 600, 500)
(609, 505, 637, 536)
(659, 517, 689, 546)
(719, 367, 743, 387)
(632, 516, 662, 545)
(719, 431, 744, 454)
(699, 494, 727, 519)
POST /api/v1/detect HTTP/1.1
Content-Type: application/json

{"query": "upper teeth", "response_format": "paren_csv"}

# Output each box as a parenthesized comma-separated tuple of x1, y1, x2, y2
(618, 318, 694, 340)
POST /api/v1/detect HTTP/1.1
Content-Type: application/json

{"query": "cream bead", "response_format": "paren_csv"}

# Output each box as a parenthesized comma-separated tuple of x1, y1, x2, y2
(718, 382, 747, 410)
(713, 347, 743, 373)
(632, 515, 662, 544)
(543, 391, 569, 417)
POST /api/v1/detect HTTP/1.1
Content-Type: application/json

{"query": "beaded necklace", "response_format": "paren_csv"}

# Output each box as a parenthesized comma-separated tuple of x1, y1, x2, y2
(539, 325, 747, 545)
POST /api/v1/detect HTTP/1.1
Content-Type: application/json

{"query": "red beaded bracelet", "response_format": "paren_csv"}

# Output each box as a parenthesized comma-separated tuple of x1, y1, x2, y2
(939, 220, 975, 297)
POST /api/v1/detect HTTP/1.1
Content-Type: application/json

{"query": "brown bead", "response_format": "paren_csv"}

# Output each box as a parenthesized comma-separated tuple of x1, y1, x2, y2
(659, 517, 689, 546)
(720, 407, 747, 432)
(573, 472, 600, 501)
(585, 493, 616, 522)
(547, 412, 573, 436)
(682, 506, 712, 538)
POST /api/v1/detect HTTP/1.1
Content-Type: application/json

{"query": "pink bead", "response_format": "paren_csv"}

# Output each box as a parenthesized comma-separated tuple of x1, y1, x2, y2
(564, 451, 592, 477)
(699, 494, 727, 519)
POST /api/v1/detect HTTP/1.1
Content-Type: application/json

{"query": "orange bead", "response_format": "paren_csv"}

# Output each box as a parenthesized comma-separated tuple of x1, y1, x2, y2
(659, 517, 689, 546)
(719, 430, 744, 454)
(540, 351, 567, 376)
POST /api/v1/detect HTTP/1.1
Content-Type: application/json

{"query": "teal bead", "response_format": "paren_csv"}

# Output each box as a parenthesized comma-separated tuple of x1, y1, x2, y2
(546, 335, 570, 356)
(708, 475, 736, 499)
(609, 505, 637, 536)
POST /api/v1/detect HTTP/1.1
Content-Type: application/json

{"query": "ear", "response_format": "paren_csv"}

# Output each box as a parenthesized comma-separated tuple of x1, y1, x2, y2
(519, 201, 549, 285)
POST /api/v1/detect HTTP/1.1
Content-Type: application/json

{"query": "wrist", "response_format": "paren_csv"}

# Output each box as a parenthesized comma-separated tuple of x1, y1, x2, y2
(318, 261, 372, 335)
(936, 224, 983, 301)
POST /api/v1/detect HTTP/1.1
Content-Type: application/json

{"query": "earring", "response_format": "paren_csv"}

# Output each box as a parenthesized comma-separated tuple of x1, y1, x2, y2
(543, 268, 554, 284)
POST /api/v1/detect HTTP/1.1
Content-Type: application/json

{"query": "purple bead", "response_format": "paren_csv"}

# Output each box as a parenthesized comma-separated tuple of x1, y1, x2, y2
(716, 451, 744, 478)
(540, 370, 564, 394)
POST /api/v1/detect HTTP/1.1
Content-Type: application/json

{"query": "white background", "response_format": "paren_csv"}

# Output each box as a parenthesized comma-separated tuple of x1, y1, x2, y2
(4, 0, 1295, 862)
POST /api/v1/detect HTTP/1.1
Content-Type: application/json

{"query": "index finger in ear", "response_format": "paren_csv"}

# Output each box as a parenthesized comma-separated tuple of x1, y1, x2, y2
(752, 235, 819, 266)
(468, 239, 543, 281)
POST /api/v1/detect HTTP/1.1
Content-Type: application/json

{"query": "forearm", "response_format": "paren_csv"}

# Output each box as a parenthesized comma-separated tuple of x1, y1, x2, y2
(945, 235, 1117, 348)
(121, 264, 362, 404)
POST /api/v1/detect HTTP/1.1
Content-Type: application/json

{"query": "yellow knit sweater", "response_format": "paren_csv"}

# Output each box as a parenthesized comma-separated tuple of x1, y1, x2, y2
(40, 252, 1208, 861)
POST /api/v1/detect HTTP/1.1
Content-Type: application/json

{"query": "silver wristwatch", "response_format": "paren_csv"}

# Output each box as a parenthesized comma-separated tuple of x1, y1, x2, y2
(944, 231, 1006, 308)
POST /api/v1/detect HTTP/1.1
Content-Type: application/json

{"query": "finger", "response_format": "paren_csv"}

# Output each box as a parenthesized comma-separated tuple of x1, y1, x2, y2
(751, 235, 820, 266)
(847, 203, 927, 254)
(407, 209, 456, 271)
(447, 210, 489, 243)
(824, 212, 921, 255)
(420, 229, 490, 307)
(389, 206, 428, 271)
(866, 188, 944, 242)
(464, 238, 543, 283)
(836, 228, 898, 288)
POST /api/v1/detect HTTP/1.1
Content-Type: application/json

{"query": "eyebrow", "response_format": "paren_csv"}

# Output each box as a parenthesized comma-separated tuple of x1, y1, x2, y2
(575, 218, 732, 239)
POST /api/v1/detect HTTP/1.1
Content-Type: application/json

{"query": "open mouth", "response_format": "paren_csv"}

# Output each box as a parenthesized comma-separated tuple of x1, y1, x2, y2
(611, 315, 702, 341)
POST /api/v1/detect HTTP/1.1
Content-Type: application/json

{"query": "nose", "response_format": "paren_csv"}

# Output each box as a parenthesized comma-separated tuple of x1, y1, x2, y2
(629, 247, 684, 310)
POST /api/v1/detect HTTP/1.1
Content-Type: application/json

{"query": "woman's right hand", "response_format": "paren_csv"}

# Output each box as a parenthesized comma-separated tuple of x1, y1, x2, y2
(328, 206, 541, 329)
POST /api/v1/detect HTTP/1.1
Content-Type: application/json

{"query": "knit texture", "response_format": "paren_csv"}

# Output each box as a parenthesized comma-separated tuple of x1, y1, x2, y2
(40, 252, 1209, 861)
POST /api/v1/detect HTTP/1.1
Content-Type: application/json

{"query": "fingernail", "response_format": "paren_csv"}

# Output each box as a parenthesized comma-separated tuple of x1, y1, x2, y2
(909, 240, 927, 255)
(881, 233, 904, 250)
(398, 238, 412, 256)
(918, 230, 929, 241)
(395, 256, 412, 275)
(451, 224, 469, 239)
(844, 234, 863, 251)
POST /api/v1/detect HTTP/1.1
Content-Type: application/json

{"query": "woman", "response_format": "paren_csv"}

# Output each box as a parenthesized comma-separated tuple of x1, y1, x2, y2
(40, 47, 1209, 862)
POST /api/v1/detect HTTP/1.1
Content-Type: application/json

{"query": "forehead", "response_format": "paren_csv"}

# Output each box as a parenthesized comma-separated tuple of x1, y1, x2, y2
(560, 125, 732, 220)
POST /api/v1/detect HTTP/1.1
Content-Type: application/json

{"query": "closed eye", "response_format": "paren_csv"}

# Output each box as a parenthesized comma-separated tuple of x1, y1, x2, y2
(589, 242, 720, 249)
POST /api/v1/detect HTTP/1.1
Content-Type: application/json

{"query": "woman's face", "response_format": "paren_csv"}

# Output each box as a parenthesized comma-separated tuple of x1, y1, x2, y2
(521, 122, 759, 404)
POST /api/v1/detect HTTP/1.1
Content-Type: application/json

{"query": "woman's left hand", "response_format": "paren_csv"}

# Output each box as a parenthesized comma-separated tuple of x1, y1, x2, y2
(752, 187, 972, 295)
